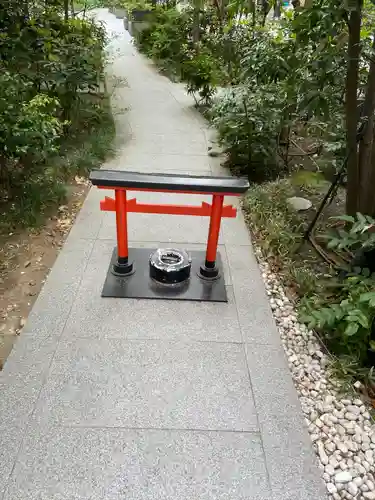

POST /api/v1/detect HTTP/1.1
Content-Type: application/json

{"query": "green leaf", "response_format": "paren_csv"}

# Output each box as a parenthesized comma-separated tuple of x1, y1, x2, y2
(344, 322, 359, 336)
(357, 212, 367, 225)
(333, 215, 355, 223)
(361, 267, 371, 278)
(359, 291, 375, 303)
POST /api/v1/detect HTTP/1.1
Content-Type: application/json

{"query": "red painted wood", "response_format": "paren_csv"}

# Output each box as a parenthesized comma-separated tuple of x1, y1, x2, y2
(114, 190, 129, 259)
(100, 196, 236, 218)
(205, 195, 224, 265)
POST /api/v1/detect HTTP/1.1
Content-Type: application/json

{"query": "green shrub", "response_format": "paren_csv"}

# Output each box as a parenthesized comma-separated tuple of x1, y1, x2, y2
(300, 275, 375, 365)
(206, 22, 259, 85)
(136, 5, 224, 96)
(0, 173, 66, 230)
(299, 212, 375, 377)
(136, 8, 192, 75)
(180, 45, 222, 104)
(0, 72, 63, 193)
(2, 13, 106, 116)
(6, 93, 63, 161)
(210, 84, 287, 180)
(326, 213, 375, 252)
(0, 8, 113, 231)
(243, 179, 302, 257)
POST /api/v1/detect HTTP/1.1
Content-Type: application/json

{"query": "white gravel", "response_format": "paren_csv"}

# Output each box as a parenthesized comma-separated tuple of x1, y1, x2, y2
(256, 250, 375, 500)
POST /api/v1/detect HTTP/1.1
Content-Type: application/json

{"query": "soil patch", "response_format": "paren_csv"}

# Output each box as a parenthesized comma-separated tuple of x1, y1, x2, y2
(0, 178, 90, 369)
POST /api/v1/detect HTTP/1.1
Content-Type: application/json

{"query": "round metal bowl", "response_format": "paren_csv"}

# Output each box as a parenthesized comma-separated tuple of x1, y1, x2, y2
(149, 248, 191, 284)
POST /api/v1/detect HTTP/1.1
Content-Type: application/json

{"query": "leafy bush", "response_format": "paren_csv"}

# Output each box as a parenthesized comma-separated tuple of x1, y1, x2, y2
(3, 93, 63, 162)
(181, 46, 222, 104)
(242, 179, 302, 257)
(136, 8, 191, 70)
(136, 6, 224, 99)
(2, 13, 106, 114)
(203, 21, 253, 85)
(240, 26, 295, 86)
(300, 275, 375, 365)
(299, 211, 375, 377)
(0, 6, 113, 230)
(211, 84, 287, 180)
(327, 213, 375, 252)
(0, 72, 63, 194)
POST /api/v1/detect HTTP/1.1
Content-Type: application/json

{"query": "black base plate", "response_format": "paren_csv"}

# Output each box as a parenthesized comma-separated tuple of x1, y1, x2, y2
(102, 247, 227, 302)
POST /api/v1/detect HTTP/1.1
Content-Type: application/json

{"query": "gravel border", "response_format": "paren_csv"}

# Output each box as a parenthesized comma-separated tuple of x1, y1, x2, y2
(255, 248, 375, 500)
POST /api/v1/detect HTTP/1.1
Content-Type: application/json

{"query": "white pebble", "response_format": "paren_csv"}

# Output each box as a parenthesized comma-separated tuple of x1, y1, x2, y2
(325, 442, 336, 453)
(354, 433, 362, 444)
(363, 460, 371, 472)
(365, 450, 374, 464)
(325, 464, 335, 476)
(337, 443, 349, 455)
(335, 471, 352, 483)
(347, 481, 358, 496)
(316, 418, 324, 428)
(346, 405, 360, 415)
(353, 477, 363, 487)
(355, 464, 366, 475)
(327, 483, 337, 494)
(317, 441, 329, 465)
(336, 425, 346, 436)
(259, 254, 375, 500)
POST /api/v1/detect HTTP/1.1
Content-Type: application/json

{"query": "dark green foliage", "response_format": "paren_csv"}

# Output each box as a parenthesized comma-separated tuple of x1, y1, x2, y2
(137, 3, 350, 180)
(299, 211, 375, 379)
(211, 84, 287, 180)
(244, 177, 375, 384)
(0, 1, 113, 231)
(326, 213, 375, 252)
(181, 46, 223, 104)
(136, 8, 192, 75)
(136, 6, 222, 99)
(300, 275, 375, 365)
(205, 24, 253, 85)
(242, 179, 304, 258)
(1, 13, 106, 116)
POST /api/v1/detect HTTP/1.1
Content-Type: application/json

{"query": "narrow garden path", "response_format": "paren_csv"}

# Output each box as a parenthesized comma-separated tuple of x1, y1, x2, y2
(0, 10, 327, 500)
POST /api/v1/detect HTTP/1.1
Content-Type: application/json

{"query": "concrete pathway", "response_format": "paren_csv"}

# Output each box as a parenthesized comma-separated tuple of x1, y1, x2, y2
(0, 11, 327, 500)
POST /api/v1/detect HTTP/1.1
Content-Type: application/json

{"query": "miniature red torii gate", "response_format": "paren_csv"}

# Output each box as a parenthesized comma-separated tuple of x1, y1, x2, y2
(89, 170, 249, 301)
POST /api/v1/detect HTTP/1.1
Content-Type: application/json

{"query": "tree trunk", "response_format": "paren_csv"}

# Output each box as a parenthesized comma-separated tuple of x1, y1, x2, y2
(22, 0, 29, 18)
(357, 36, 375, 215)
(192, 0, 200, 44)
(273, 0, 281, 18)
(192, 0, 206, 44)
(64, 0, 69, 20)
(212, 0, 224, 26)
(366, 129, 375, 215)
(345, 2, 362, 215)
(248, 0, 256, 26)
(260, 0, 269, 25)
